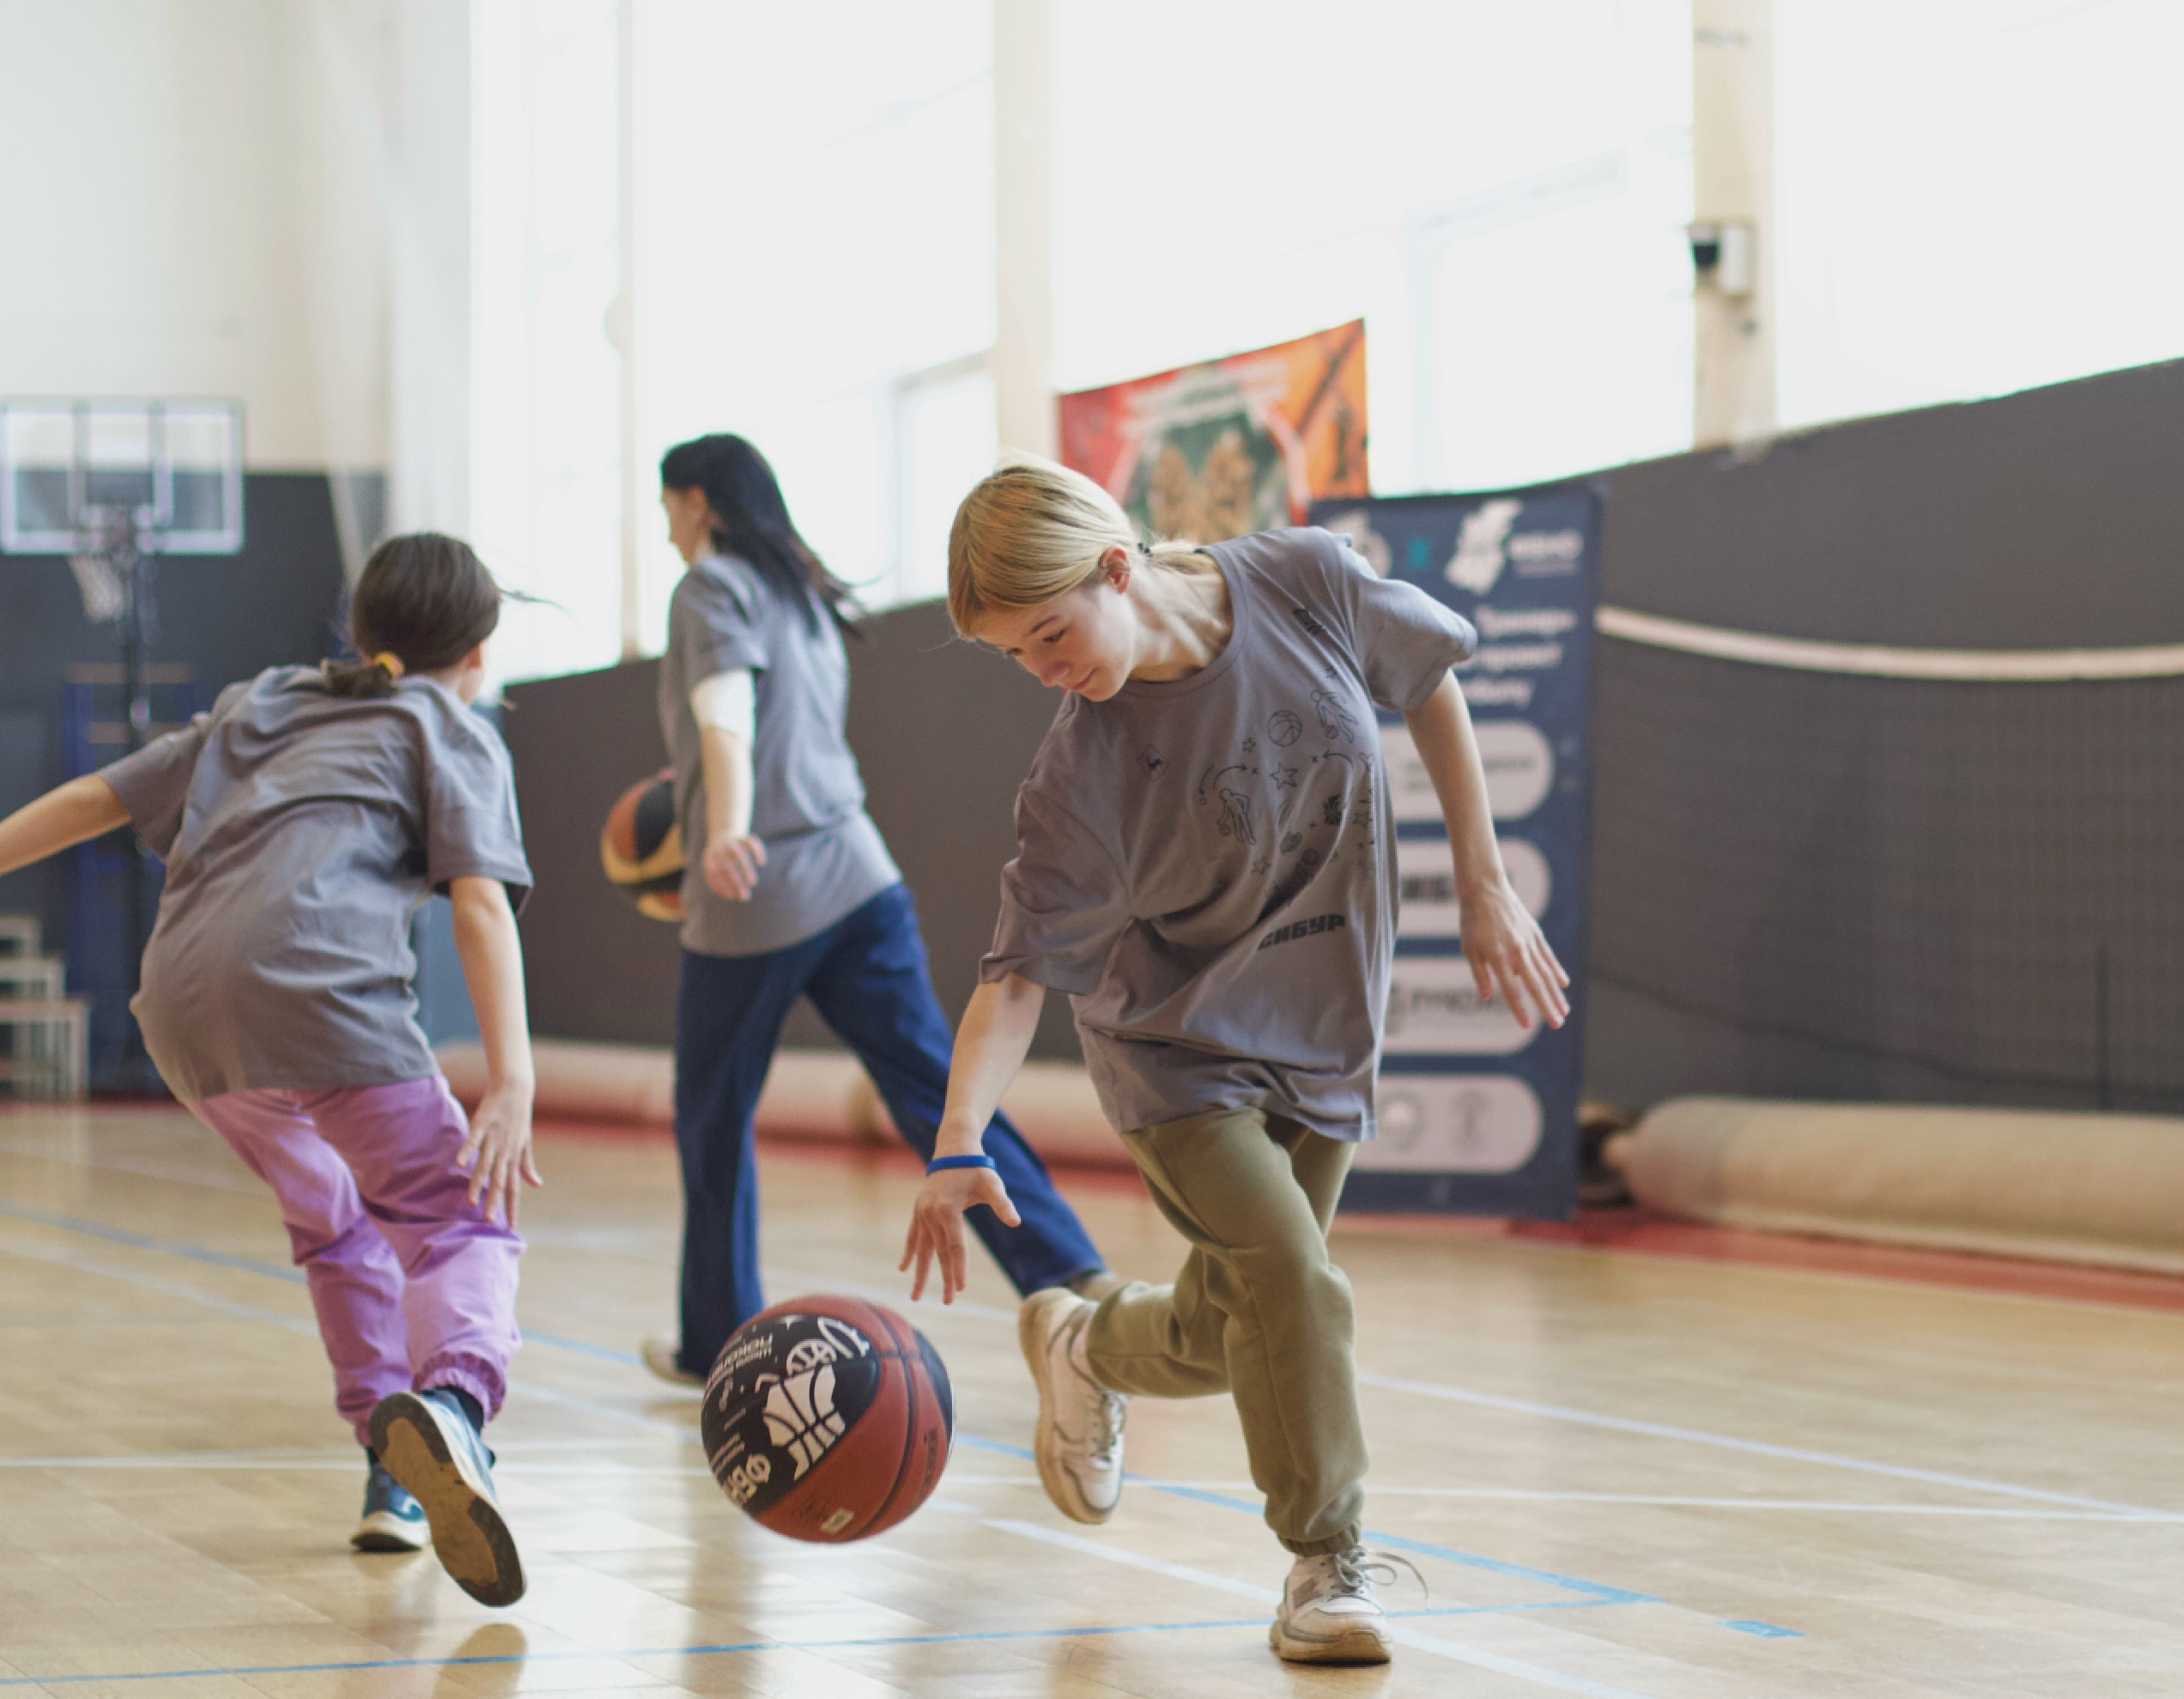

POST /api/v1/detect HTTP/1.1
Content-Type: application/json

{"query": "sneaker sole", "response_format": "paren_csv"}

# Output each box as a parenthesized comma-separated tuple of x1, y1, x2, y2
(1269, 1619, 1394, 1665)
(350, 1508, 430, 1553)
(369, 1394, 525, 1606)
(1017, 1291, 1113, 1526)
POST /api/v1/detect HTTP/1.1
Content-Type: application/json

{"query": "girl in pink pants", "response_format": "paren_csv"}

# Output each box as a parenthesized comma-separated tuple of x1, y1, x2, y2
(0, 534, 538, 1608)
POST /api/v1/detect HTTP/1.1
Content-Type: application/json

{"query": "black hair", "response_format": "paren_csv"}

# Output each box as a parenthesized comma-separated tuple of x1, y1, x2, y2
(659, 434, 856, 634)
(323, 531, 503, 697)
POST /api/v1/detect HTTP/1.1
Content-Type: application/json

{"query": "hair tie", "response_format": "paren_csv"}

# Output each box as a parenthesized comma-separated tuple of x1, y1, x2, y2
(372, 652, 406, 679)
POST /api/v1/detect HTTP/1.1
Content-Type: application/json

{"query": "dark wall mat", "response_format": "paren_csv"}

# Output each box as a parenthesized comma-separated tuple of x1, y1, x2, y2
(1600, 357, 2184, 648)
(500, 599, 1078, 1059)
(0, 471, 350, 1065)
(1586, 360, 2184, 1113)
(842, 599, 1079, 1060)
(500, 659, 680, 1047)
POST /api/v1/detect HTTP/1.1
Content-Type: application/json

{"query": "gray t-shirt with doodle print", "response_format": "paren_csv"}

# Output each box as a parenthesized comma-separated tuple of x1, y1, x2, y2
(981, 526, 1477, 1141)
(100, 667, 533, 1103)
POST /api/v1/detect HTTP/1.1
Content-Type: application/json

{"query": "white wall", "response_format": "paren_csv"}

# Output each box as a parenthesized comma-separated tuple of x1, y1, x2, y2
(0, 0, 329, 467)
(0, 0, 467, 543)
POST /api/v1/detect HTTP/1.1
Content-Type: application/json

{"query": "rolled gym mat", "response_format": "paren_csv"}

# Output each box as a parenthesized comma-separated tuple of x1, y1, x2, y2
(1610, 1095, 2184, 1275)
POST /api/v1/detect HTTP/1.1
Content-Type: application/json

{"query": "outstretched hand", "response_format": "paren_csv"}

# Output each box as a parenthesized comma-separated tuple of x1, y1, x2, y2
(458, 1083, 543, 1227)
(900, 1164, 1020, 1304)
(1461, 874, 1570, 1030)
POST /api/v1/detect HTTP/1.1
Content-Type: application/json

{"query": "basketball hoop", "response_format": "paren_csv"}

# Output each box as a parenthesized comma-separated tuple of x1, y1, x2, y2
(2, 398, 245, 1089)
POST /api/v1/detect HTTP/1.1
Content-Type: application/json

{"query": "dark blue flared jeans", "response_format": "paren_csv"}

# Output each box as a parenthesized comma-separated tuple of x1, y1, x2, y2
(671, 882, 1103, 1375)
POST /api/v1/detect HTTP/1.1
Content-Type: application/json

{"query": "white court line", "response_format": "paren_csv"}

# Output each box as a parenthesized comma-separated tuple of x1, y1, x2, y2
(1356, 1372, 2175, 1520)
(757, 1251, 2182, 1525)
(988, 1519, 1661, 1699)
(4, 1447, 2139, 1522)
(15, 1188, 2162, 1532)
(503, 1377, 697, 1440)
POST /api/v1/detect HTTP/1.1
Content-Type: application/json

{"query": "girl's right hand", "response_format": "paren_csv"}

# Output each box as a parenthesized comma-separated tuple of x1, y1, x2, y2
(900, 1165, 1020, 1304)
(458, 1082, 543, 1227)
(701, 832, 767, 901)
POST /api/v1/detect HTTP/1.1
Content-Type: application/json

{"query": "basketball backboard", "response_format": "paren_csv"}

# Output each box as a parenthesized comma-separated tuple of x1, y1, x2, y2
(0, 399, 244, 555)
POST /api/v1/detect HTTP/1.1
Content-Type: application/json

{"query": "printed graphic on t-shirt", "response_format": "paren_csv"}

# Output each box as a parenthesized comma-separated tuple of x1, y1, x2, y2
(1192, 689, 1379, 899)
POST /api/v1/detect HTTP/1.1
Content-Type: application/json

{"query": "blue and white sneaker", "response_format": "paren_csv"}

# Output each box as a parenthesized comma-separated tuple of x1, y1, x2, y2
(351, 1455, 430, 1552)
(367, 1389, 525, 1606)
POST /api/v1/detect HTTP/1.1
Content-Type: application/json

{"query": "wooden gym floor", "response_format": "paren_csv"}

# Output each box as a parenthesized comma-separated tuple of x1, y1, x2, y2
(3, 1104, 2182, 1696)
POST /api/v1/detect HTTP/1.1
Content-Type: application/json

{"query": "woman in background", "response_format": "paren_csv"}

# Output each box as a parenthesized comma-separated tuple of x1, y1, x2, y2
(643, 433, 1109, 1385)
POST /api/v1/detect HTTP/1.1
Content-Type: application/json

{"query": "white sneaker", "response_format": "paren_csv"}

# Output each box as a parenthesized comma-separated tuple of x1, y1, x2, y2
(1270, 1546, 1400, 1665)
(640, 1334, 703, 1388)
(1017, 1288, 1126, 1523)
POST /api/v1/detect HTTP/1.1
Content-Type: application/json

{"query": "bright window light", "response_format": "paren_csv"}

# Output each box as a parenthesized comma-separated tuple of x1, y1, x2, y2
(1775, 0, 2184, 429)
(1051, 0, 1696, 495)
(639, 0, 994, 625)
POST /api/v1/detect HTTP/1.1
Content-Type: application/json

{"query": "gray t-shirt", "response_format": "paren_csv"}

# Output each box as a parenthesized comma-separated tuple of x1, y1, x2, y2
(658, 553, 900, 957)
(981, 527, 1477, 1142)
(100, 667, 532, 1103)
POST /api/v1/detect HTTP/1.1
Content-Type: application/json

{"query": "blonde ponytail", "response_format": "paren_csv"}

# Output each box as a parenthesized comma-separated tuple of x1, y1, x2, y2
(946, 456, 1210, 637)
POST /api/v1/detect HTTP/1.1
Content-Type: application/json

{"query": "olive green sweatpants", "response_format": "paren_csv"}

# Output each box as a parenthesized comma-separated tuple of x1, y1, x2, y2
(1083, 1105, 1367, 1554)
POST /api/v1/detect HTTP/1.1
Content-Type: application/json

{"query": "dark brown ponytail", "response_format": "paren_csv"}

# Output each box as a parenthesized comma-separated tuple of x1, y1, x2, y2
(323, 532, 503, 698)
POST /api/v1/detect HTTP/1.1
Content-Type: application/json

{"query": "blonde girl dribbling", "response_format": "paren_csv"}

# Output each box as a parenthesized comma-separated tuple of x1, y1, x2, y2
(899, 460, 1568, 1666)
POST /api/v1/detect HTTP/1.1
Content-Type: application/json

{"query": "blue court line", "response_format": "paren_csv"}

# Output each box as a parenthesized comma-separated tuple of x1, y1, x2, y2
(0, 1198, 636, 1366)
(0, 1198, 1789, 1640)
(0, 1599, 1632, 1688)
(0, 1199, 309, 1283)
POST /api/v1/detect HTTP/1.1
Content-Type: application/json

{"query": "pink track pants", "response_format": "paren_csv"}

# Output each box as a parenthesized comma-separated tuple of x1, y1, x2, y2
(189, 1075, 522, 1448)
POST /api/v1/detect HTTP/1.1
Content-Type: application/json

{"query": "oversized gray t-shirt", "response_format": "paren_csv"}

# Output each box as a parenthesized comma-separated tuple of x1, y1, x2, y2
(99, 667, 532, 1103)
(658, 553, 900, 956)
(981, 527, 1477, 1142)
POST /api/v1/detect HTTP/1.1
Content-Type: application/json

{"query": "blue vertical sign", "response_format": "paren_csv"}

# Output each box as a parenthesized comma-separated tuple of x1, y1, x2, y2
(1313, 482, 1600, 1218)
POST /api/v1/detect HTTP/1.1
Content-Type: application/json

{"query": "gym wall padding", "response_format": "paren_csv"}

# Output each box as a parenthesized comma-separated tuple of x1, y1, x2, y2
(436, 1038, 1129, 1168)
(0, 471, 352, 1040)
(501, 597, 1086, 1061)
(505, 357, 2184, 1120)
(1612, 1095, 2184, 1275)
(1587, 356, 2184, 1115)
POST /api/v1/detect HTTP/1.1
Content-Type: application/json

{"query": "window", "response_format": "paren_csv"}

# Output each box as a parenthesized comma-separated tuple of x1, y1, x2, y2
(472, 0, 622, 683)
(639, 0, 994, 624)
(1050, 0, 1695, 494)
(1774, 0, 2184, 428)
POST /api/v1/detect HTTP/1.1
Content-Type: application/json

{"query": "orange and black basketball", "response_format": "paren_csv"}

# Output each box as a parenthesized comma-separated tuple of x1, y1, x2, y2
(599, 769, 683, 920)
(701, 1295, 953, 1543)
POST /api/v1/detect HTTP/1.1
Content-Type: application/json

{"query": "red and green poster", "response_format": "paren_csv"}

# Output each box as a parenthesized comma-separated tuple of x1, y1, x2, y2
(1058, 320, 1368, 543)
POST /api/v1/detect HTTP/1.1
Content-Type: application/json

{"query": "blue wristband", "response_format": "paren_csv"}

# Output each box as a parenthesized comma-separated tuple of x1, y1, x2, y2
(926, 1153, 998, 1175)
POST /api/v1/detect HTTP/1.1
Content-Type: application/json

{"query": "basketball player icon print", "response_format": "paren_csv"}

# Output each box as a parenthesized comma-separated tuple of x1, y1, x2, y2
(763, 1363, 848, 1478)
(1218, 786, 1257, 845)
(1310, 689, 1357, 743)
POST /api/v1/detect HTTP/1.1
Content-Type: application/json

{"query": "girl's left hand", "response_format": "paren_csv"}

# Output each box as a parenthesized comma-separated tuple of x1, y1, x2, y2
(899, 1166, 1020, 1304)
(1459, 873, 1571, 1029)
(459, 1083, 544, 1227)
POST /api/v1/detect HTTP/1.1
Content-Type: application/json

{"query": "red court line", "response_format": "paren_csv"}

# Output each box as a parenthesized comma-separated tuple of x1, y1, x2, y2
(1342, 1206, 2184, 1316)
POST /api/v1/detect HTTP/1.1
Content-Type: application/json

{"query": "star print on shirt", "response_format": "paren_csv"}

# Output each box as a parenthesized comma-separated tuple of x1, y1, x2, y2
(1272, 762, 1299, 791)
